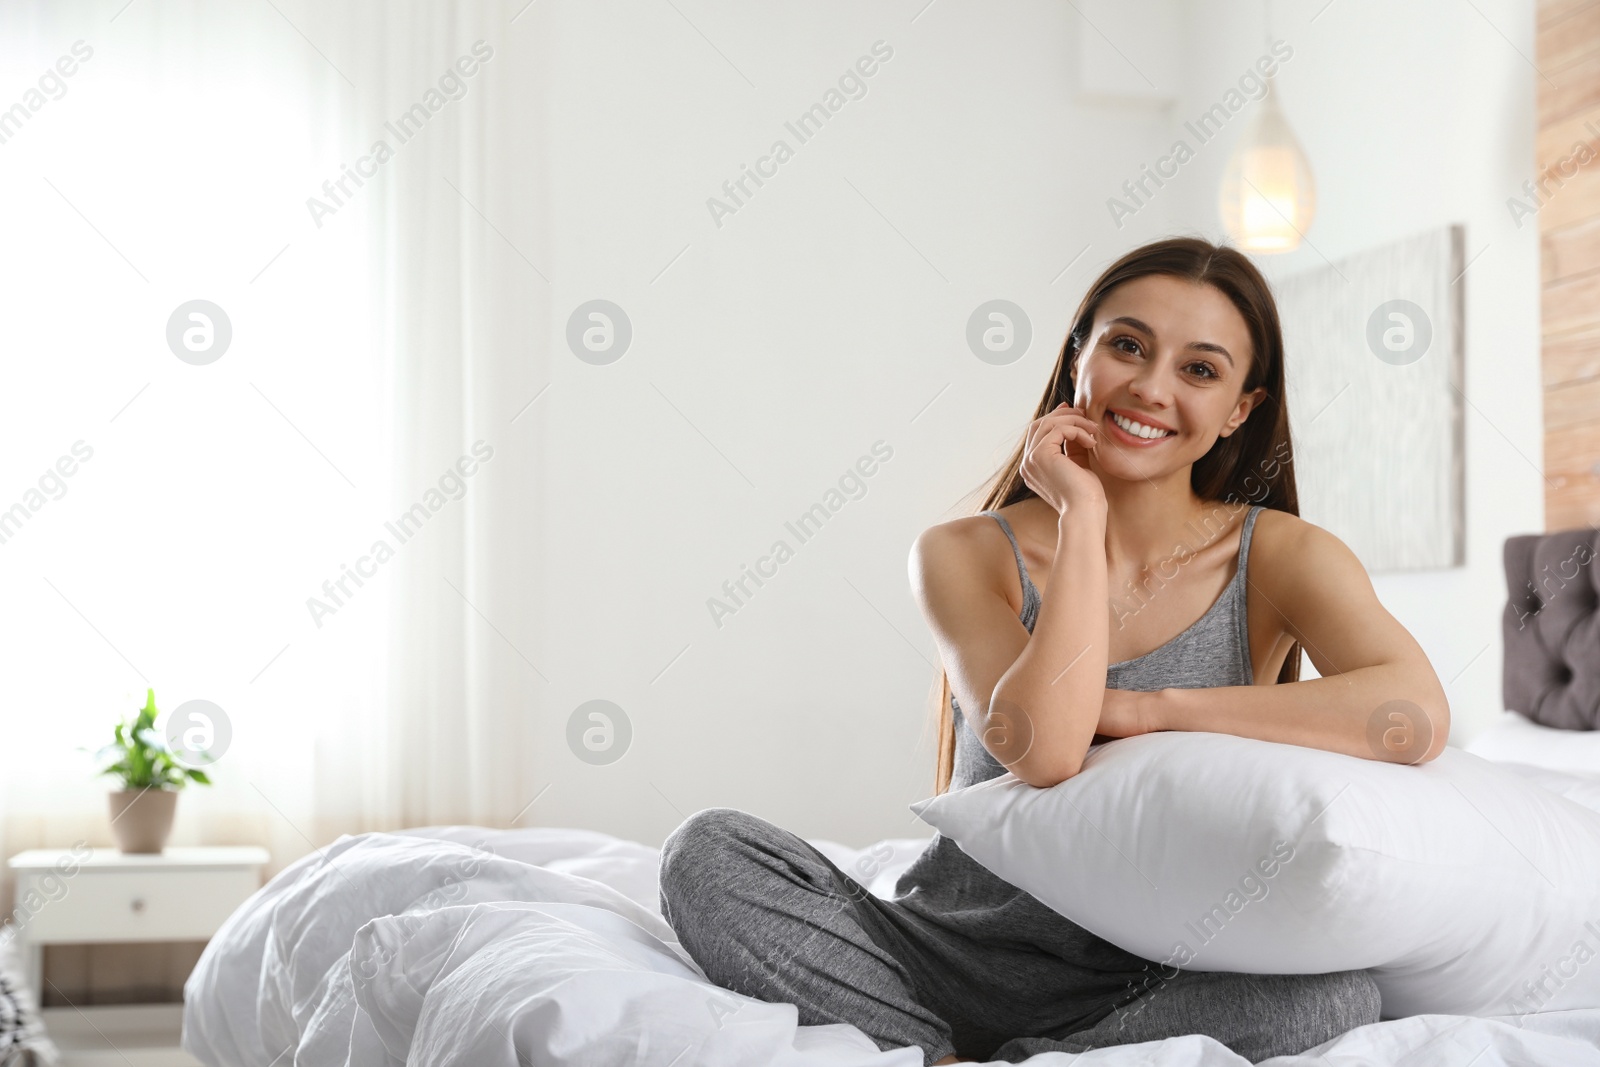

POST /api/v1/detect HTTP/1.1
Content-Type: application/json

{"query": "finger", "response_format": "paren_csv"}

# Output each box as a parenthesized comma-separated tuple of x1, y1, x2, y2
(1058, 424, 1098, 446)
(1044, 419, 1088, 443)
(1030, 406, 1099, 444)
(1038, 408, 1101, 434)
(1032, 425, 1096, 461)
(1026, 415, 1081, 456)
(1027, 432, 1067, 465)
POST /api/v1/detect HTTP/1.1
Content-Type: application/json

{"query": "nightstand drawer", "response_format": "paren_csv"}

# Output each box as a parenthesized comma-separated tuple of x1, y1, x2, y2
(18, 868, 259, 943)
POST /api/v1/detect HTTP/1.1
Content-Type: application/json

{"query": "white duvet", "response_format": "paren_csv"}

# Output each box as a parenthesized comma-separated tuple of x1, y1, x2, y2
(184, 822, 1600, 1067)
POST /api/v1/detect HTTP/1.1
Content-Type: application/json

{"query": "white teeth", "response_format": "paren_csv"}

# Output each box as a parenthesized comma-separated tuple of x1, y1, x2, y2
(1111, 413, 1173, 439)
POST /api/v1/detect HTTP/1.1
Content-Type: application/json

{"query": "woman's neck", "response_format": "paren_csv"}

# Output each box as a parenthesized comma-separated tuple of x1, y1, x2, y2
(1096, 478, 1222, 575)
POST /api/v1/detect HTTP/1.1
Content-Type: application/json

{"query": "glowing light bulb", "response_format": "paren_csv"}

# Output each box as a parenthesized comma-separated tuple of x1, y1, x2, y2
(1218, 80, 1316, 253)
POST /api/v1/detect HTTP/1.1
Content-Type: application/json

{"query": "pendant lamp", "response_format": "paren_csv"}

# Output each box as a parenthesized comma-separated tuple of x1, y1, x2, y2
(1218, 14, 1315, 252)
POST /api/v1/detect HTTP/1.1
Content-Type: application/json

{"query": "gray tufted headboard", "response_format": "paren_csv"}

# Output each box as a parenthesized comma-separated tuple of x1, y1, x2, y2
(1502, 526, 1600, 730)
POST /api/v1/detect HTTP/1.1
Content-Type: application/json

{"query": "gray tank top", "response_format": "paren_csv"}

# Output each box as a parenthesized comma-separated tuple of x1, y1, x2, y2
(892, 504, 1265, 968)
(948, 504, 1261, 791)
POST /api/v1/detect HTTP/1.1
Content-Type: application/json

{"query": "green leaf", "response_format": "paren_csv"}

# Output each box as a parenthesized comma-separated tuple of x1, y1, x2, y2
(94, 687, 216, 791)
(97, 759, 131, 780)
(127, 736, 151, 788)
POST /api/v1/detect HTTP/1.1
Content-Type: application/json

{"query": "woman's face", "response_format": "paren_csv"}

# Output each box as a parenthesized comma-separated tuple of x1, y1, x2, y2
(1071, 274, 1266, 481)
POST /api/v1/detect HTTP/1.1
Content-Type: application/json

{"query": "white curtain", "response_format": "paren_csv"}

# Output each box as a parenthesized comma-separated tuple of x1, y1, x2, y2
(0, 0, 547, 880)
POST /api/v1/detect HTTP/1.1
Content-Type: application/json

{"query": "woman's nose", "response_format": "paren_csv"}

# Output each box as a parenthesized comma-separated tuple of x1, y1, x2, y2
(1127, 363, 1174, 406)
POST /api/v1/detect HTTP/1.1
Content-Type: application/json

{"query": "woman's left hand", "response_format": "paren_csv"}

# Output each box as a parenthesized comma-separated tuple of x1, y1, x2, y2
(1095, 687, 1162, 740)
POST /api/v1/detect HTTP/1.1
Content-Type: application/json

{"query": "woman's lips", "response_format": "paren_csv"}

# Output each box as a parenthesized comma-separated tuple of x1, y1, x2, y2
(1103, 411, 1176, 447)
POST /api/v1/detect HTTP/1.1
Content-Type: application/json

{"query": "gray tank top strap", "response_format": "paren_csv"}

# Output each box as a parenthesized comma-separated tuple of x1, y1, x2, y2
(1235, 501, 1263, 572)
(979, 510, 1041, 626)
(1230, 502, 1265, 671)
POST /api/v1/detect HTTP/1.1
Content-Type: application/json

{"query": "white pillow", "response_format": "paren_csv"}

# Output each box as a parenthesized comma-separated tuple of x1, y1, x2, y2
(1466, 710, 1600, 775)
(1490, 761, 1600, 816)
(909, 731, 1600, 1019)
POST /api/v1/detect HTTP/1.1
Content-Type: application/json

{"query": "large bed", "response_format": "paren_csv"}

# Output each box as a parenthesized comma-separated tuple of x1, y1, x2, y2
(181, 526, 1600, 1066)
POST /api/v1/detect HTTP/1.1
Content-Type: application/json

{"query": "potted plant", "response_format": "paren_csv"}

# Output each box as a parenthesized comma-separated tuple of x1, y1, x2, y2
(92, 688, 212, 853)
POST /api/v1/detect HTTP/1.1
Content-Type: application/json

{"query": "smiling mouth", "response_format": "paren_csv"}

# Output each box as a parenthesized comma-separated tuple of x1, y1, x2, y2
(1104, 410, 1177, 445)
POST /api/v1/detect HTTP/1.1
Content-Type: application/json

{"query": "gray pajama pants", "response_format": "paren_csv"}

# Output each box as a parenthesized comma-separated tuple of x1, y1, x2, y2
(658, 807, 1381, 1065)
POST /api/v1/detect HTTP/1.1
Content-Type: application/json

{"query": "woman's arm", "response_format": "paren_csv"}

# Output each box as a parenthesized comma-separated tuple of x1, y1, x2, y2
(909, 516, 1087, 789)
(1132, 515, 1450, 763)
(989, 506, 1111, 786)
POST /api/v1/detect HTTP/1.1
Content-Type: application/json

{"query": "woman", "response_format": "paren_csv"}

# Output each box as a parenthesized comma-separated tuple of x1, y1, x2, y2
(658, 237, 1450, 1065)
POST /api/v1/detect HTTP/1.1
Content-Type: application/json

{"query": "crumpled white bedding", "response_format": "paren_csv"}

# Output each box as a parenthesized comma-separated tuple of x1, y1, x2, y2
(183, 822, 1600, 1067)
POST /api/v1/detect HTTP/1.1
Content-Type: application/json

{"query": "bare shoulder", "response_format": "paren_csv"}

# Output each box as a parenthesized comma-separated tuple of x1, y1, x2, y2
(909, 508, 1022, 612)
(1246, 504, 1305, 559)
(1249, 507, 1360, 569)
(909, 507, 1040, 733)
(910, 511, 1004, 578)
(1247, 506, 1380, 618)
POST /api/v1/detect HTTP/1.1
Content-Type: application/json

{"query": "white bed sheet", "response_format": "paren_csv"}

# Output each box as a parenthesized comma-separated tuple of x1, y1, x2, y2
(184, 811, 1600, 1067)
(1465, 709, 1600, 775)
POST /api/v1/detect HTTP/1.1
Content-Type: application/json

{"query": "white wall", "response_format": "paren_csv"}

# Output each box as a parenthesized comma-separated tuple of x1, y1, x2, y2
(531, 0, 1187, 848)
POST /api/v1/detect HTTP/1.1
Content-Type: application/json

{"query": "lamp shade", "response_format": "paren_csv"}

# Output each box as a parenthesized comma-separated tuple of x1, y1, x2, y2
(1218, 80, 1316, 253)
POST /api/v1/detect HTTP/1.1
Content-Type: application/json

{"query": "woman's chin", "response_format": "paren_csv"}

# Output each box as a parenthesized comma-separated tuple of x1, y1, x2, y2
(1094, 447, 1184, 470)
(1091, 449, 1183, 477)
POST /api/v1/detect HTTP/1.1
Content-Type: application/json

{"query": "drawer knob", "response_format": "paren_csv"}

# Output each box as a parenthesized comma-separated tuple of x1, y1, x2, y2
(130, 898, 146, 913)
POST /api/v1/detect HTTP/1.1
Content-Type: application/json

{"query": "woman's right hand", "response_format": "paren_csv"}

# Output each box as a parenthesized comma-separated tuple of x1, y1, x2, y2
(1020, 403, 1107, 519)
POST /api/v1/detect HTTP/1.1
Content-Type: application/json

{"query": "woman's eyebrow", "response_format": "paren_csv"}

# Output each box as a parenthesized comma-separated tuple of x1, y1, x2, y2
(1105, 315, 1235, 367)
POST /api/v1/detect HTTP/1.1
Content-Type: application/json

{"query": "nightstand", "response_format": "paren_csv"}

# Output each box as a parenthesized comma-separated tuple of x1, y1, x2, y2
(8, 846, 269, 1067)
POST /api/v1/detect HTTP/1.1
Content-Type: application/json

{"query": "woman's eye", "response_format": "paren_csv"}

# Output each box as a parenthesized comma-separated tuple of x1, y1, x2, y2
(1109, 336, 1218, 380)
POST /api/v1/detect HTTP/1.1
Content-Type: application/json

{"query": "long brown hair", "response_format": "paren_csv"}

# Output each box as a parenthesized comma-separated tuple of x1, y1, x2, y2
(931, 236, 1302, 795)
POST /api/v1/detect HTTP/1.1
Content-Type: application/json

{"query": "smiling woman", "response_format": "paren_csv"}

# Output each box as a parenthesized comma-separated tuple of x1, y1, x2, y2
(927, 243, 1448, 790)
(657, 237, 1441, 1065)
